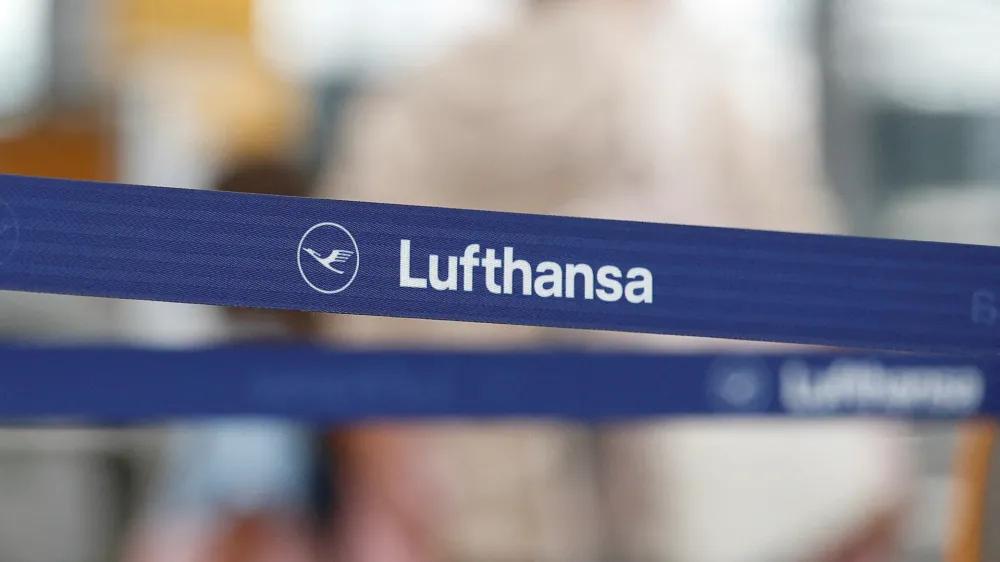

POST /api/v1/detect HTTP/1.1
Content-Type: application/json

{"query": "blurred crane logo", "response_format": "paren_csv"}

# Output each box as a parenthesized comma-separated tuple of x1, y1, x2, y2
(297, 222, 360, 294)
(706, 357, 773, 413)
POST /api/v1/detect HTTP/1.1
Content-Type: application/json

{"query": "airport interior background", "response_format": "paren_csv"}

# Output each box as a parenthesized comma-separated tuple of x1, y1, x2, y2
(0, 1, 999, 561)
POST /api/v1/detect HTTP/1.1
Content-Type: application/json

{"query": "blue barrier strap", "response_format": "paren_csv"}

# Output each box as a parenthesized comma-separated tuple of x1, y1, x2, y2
(0, 174, 998, 354)
(0, 346, 995, 422)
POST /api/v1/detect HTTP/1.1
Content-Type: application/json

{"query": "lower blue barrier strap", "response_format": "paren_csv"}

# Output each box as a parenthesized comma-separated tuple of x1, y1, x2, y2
(0, 346, 995, 422)
(1, 174, 999, 354)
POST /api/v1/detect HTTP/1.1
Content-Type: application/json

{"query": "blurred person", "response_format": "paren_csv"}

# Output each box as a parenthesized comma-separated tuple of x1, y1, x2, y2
(122, 160, 336, 562)
(116, 37, 333, 562)
(317, 1, 912, 562)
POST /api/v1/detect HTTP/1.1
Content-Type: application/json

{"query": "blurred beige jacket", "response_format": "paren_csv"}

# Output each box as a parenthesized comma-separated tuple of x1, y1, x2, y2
(319, 2, 911, 562)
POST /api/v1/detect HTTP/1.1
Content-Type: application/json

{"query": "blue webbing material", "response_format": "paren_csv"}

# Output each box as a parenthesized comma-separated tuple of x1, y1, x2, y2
(0, 174, 998, 355)
(2, 174, 1000, 421)
(0, 346, 993, 422)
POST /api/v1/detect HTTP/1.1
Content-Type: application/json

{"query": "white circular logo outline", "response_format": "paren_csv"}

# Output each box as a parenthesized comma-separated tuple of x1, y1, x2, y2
(706, 357, 773, 413)
(716, 369, 761, 407)
(297, 222, 360, 294)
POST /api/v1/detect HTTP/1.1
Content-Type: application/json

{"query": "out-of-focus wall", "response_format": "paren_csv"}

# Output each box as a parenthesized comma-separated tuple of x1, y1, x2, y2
(0, 4, 312, 562)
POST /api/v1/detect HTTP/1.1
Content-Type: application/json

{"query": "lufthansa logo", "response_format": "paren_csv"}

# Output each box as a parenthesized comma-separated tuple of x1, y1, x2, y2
(297, 222, 360, 294)
(706, 357, 773, 413)
(0, 200, 19, 265)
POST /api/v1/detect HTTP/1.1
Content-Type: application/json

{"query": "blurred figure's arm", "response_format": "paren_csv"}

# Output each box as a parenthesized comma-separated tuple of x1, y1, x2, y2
(121, 422, 316, 562)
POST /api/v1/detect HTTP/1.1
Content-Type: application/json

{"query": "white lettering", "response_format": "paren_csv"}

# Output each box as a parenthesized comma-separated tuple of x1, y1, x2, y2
(565, 264, 594, 300)
(458, 244, 480, 292)
(399, 242, 653, 304)
(429, 254, 458, 291)
(534, 261, 563, 298)
(483, 249, 503, 294)
(596, 266, 623, 302)
(779, 359, 984, 415)
(503, 246, 532, 296)
(972, 289, 998, 326)
(625, 267, 654, 304)
(399, 240, 427, 289)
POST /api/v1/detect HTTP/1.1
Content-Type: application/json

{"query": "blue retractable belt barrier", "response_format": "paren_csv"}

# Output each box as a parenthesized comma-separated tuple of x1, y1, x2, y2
(2, 175, 1000, 421)
(0, 346, 994, 422)
(1, 174, 999, 355)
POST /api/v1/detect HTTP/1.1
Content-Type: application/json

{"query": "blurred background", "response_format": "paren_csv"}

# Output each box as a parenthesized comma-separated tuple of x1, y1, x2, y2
(0, 1, 998, 561)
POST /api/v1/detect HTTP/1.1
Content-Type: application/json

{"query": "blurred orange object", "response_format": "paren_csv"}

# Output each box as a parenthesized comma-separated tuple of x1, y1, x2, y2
(0, 109, 114, 181)
(946, 421, 997, 562)
(110, 0, 253, 60)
